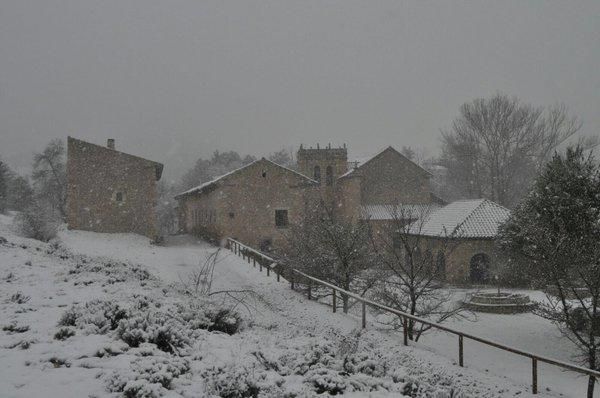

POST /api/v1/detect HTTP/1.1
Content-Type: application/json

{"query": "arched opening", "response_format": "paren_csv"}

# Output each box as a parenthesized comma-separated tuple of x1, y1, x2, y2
(470, 253, 491, 284)
(325, 165, 334, 186)
(313, 165, 321, 182)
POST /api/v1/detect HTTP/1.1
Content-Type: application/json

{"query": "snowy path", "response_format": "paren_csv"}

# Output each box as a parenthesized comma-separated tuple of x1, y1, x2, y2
(57, 230, 577, 397)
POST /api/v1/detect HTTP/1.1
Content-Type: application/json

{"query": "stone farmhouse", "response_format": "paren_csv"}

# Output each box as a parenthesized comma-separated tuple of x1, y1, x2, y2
(66, 137, 163, 239)
(175, 145, 510, 284)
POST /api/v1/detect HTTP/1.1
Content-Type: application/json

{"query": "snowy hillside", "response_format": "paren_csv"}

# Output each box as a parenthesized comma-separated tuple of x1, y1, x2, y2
(0, 214, 556, 397)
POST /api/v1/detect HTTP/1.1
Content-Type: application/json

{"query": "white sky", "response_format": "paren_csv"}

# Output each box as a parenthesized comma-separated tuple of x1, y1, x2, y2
(1, 1, 599, 181)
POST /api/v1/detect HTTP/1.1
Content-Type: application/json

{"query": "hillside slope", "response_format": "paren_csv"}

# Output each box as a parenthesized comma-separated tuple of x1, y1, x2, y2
(0, 216, 551, 397)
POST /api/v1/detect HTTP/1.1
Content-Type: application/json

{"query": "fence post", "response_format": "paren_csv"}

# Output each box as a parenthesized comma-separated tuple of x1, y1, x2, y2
(308, 281, 312, 300)
(247, 254, 251, 264)
(259, 261, 262, 272)
(267, 265, 270, 276)
(403, 317, 408, 346)
(332, 289, 337, 313)
(532, 358, 538, 394)
(458, 335, 464, 367)
(276, 265, 280, 281)
(253, 258, 256, 267)
(361, 301, 366, 329)
(291, 273, 295, 290)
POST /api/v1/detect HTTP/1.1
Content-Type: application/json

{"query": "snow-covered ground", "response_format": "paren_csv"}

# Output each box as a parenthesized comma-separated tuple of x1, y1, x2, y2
(0, 214, 585, 397)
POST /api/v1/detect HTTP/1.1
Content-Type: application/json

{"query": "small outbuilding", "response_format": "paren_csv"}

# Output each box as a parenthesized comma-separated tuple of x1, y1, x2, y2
(407, 199, 510, 284)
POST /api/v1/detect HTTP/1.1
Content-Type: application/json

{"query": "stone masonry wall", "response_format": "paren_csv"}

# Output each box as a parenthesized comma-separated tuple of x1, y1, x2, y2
(181, 159, 319, 251)
(66, 137, 161, 238)
(359, 148, 432, 205)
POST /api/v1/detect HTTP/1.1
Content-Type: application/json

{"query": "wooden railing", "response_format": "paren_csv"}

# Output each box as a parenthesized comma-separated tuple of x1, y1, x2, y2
(225, 238, 600, 395)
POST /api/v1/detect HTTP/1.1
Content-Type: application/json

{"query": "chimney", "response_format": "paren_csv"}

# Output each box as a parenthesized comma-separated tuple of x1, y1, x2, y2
(107, 139, 115, 150)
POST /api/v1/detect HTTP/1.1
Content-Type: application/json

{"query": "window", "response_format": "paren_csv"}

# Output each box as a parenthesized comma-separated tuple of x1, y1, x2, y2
(325, 165, 333, 186)
(261, 169, 267, 178)
(114, 191, 125, 203)
(275, 209, 289, 228)
(313, 165, 321, 182)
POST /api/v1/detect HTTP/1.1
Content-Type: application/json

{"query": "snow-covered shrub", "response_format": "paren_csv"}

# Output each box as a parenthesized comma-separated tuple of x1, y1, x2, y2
(58, 300, 127, 334)
(205, 308, 244, 335)
(12, 201, 60, 242)
(122, 380, 163, 398)
(106, 356, 190, 397)
(48, 357, 71, 368)
(278, 342, 337, 376)
(116, 310, 190, 353)
(2, 322, 29, 334)
(67, 255, 152, 283)
(342, 352, 387, 378)
(95, 343, 129, 358)
(305, 367, 346, 395)
(202, 364, 267, 398)
(9, 291, 30, 304)
(54, 327, 75, 340)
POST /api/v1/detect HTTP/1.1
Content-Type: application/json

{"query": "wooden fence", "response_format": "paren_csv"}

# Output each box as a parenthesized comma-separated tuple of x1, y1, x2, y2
(225, 237, 600, 395)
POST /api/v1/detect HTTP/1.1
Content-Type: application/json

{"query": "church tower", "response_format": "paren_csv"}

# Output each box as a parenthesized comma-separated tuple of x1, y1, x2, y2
(297, 144, 348, 186)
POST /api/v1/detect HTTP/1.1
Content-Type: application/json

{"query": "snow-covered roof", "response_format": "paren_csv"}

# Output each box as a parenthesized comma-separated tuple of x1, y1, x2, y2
(175, 158, 318, 199)
(360, 204, 441, 221)
(409, 199, 510, 239)
(340, 146, 432, 179)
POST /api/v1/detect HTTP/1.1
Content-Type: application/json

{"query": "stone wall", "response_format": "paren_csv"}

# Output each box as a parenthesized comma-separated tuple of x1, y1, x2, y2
(66, 137, 162, 238)
(358, 148, 432, 205)
(420, 236, 503, 285)
(180, 159, 319, 251)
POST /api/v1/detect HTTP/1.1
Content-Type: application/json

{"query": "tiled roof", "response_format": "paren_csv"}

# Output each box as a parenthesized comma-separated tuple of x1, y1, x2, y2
(340, 146, 432, 179)
(175, 158, 318, 199)
(409, 199, 510, 239)
(360, 204, 441, 221)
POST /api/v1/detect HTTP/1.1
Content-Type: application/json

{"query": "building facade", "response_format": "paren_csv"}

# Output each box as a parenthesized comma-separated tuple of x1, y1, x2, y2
(176, 158, 320, 251)
(66, 137, 163, 238)
(175, 145, 509, 284)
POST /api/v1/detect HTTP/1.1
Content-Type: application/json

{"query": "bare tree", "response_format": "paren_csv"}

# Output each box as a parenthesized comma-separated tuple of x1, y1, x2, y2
(286, 203, 376, 313)
(180, 150, 256, 191)
(268, 148, 295, 169)
(368, 204, 469, 341)
(32, 139, 67, 218)
(0, 159, 9, 213)
(155, 181, 179, 236)
(440, 94, 583, 208)
(499, 147, 600, 397)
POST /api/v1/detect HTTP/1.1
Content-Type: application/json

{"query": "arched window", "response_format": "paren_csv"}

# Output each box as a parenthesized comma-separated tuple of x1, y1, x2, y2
(325, 165, 333, 186)
(314, 165, 321, 182)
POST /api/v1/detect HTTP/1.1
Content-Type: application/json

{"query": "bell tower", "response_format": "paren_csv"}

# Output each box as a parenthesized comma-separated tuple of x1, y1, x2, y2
(297, 143, 348, 186)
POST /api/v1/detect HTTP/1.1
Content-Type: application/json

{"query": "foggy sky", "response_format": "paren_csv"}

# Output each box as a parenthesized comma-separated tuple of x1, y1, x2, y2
(1, 1, 599, 182)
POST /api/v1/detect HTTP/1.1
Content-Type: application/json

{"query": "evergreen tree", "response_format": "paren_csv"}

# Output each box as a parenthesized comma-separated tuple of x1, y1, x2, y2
(498, 146, 600, 397)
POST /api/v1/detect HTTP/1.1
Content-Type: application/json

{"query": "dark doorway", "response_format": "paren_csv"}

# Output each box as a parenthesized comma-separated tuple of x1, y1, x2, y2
(470, 253, 491, 284)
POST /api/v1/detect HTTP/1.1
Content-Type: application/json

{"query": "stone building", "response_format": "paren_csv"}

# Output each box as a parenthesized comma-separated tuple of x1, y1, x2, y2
(175, 158, 320, 250)
(410, 199, 510, 284)
(66, 137, 163, 238)
(175, 144, 509, 284)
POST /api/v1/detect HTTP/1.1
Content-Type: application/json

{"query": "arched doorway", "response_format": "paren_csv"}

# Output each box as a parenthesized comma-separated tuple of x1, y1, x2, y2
(470, 253, 491, 284)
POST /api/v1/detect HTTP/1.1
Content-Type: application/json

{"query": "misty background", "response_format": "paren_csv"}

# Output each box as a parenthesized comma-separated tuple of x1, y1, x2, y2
(1, 1, 599, 182)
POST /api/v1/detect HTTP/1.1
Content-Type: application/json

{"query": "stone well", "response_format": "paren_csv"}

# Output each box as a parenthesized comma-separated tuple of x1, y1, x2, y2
(465, 292, 536, 314)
